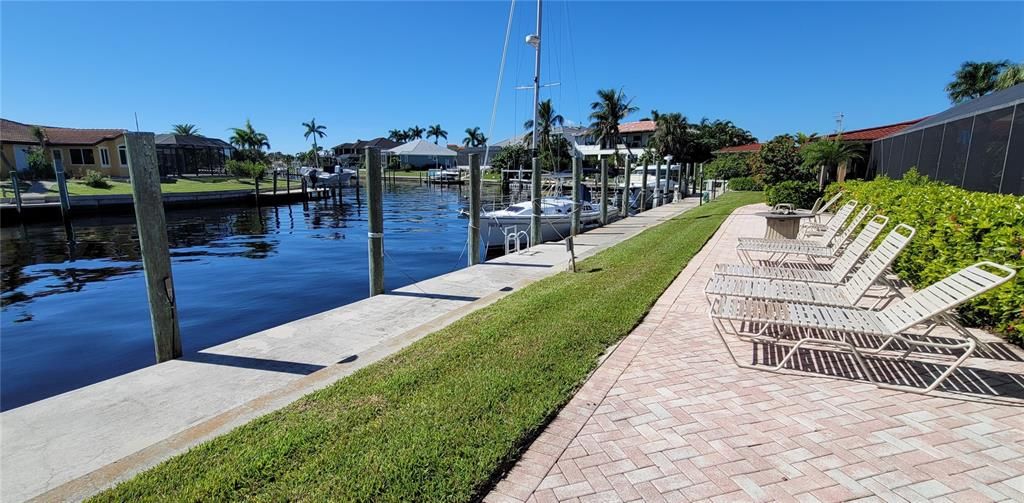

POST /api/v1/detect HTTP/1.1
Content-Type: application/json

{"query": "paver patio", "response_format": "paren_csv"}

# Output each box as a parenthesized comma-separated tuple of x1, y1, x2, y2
(489, 203, 1024, 502)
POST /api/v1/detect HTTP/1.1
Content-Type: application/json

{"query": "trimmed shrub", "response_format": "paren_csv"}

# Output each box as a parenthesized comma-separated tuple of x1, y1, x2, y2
(26, 149, 51, 180)
(704, 154, 751, 180)
(727, 176, 763, 191)
(765, 180, 821, 208)
(82, 170, 111, 189)
(826, 175, 1024, 342)
(756, 134, 813, 186)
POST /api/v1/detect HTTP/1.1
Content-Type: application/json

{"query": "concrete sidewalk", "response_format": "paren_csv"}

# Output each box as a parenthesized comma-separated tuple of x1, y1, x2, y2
(489, 204, 1024, 502)
(1, 198, 700, 502)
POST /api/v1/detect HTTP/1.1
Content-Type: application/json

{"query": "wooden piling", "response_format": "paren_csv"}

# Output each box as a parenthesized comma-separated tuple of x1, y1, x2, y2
(654, 162, 663, 207)
(530, 156, 541, 247)
(675, 162, 683, 201)
(10, 171, 23, 215)
(366, 147, 384, 296)
(468, 154, 481, 266)
(124, 132, 182, 363)
(621, 157, 631, 218)
(640, 159, 649, 212)
(571, 156, 582, 237)
(599, 158, 608, 225)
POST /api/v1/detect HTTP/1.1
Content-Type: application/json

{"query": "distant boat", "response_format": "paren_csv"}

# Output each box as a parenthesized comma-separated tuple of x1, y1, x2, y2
(427, 168, 463, 185)
(621, 165, 678, 191)
(298, 166, 354, 188)
(480, 196, 604, 248)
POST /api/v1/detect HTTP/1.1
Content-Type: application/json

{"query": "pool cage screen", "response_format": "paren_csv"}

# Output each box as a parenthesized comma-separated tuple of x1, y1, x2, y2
(869, 84, 1023, 195)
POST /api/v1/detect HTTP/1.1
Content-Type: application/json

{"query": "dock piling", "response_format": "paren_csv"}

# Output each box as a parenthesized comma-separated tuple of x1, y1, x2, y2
(621, 157, 631, 218)
(366, 147, 385, 296)
(654, 162, 663, 207)
(468, 154, 481, 266)
(124, 132, 182, 363)
(10, 171, 23, 215)
(530, 156, 541, 248)
(640, 159, 649, 212)
(571, 156, 581, 237)
(675, 162, 683, 202)
(599, 158, 608, 225)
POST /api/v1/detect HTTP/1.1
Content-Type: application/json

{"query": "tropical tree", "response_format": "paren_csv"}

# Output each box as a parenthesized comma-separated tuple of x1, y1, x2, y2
(522, 99, 564, 148)
(996, 63, 1024, 90)
(946, 60, 1010, 103)
(693, 118, 755, 160)
(463, 127, 487, 147)
(29, 126, 50, 166)
(650, 112, 689, 163)
(302, 118, 327, 168)
(753, 134, 808, 186)
(589, 88, 639, 161)
(229, 119, 271, 162)
(406, 125, 425, 140)
(491, 143, 529, 173)
(800, 136, 864, 190)
(388, 129, 408, 143)
(171, 123, 200, 136)
(427, 124, 448, 145)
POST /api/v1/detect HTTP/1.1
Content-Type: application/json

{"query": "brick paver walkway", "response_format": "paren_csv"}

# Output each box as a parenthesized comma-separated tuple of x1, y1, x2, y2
(488, 204, 1024, 502)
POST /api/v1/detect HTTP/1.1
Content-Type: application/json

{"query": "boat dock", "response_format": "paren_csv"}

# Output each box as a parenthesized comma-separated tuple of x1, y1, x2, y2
(0, 197, 700, 502)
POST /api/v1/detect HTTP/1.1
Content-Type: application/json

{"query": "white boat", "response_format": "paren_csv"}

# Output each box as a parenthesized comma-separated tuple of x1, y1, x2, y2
(480, 196, 606, 248)
(427, 168, 463, 184)
(622, 165, 678, 191)
(298, 166, 354, 188)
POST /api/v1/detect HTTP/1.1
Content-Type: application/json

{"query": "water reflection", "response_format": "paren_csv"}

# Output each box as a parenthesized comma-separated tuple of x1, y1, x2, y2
(1, 182, 492, 410)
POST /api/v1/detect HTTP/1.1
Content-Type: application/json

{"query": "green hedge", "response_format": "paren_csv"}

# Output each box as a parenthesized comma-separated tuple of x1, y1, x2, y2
(826, 175, 1024, 342)
(765, 180, 821, 208)
(728, 176, 764, 191)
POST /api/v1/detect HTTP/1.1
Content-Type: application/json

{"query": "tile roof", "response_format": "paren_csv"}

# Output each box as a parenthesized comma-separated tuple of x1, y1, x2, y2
(714, 143, 762, 154)
(823, 118, 927, 142)
(1, 118, 125, 145)
(154, 134, 233, 148)
(618, 120, 657, 133)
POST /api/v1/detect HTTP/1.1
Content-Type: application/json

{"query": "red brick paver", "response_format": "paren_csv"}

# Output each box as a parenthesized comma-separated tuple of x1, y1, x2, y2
(488, 204, 1024, 502)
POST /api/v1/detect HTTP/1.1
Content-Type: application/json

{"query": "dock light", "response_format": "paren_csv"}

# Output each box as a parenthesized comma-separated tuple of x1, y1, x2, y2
(664, 155, 673, 163)
(525, 34, 540, 48)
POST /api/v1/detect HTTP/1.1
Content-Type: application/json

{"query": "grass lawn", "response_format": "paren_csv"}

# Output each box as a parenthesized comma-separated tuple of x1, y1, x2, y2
(91, 192, 763, 502)
(54, 177, 266, 196)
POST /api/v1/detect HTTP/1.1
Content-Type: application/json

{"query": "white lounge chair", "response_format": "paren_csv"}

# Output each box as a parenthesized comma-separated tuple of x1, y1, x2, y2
(739, 199, 857, 248)
(706, 224, 915, 309)
(709, 262, 1017, 394)
(737, 204, 872, 265)
(714, 215, 889, 284)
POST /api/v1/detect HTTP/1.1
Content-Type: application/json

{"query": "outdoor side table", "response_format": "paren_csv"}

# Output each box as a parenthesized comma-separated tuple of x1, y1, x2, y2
(755, 211, 814, 239)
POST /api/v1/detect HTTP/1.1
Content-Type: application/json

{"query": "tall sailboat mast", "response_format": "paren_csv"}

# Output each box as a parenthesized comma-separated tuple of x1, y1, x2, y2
(530, 0, 542, 152)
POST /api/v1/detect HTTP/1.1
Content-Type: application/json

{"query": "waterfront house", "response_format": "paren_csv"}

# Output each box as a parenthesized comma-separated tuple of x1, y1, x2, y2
(154, 134, 235, 177)
(386, 139, 457, 169)
(1, 118, 128, 177)
(331, 137, 400, 167)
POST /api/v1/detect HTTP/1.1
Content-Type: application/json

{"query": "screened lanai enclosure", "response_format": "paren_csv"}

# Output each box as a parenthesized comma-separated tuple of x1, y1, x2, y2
(154, 134, 235, 177)
(870, 84, 1023, 195)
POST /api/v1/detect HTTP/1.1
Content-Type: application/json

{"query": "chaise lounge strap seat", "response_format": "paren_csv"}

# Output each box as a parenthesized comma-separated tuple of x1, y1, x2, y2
(736, 205, 872, 264)
(714, 215, 889, 283)
(707, 223, 916, 308)
(709, 261, 1017, 394)
(738, 199, 857, 248)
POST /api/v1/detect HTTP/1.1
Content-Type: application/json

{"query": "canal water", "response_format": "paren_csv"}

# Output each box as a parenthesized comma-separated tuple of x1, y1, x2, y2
(0, 182, 501, 411)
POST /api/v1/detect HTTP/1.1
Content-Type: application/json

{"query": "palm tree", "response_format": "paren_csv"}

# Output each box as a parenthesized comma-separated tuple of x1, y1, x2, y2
(522, 99, 564, 148)
(427, 124, 448, 145)
(387, 129, 407, 143)
(171, 123, 200, 136)
(229, 119, 270, 161)
(463, 127, 487, 147)
(996, 63, 1024, 90)
(406, 126, 425, 140)
(30, 125, 51, 169)
(946, 60, 1010, 103)
(800, 136, 864, 190)
(589, 88, 639, 160)
(302, 118, 327, 168)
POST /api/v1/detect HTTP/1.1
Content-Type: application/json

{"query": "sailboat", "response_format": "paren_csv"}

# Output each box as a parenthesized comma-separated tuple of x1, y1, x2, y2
(477, 0, 610, 248)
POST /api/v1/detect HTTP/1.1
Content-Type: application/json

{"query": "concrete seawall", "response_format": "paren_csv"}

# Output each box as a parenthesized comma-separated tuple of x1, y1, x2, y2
(0, 198, 700, 502)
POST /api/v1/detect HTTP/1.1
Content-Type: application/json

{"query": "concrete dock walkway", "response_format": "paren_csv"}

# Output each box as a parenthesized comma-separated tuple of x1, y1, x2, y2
(1, 198, 700, 502)
(488, 204, 1024, 502)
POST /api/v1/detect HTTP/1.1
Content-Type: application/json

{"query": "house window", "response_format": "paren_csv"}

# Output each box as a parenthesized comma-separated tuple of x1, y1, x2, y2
(99, 147, 111, 167)
(69, 148, 96, 165)
(118, 145, 129, 166)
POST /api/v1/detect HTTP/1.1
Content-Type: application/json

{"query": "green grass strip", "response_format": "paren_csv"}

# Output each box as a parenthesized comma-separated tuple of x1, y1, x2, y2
(92, 192, 763, 502)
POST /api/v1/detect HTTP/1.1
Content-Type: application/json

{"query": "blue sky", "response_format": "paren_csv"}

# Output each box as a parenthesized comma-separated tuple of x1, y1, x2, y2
(2, 2, 1022, 153)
